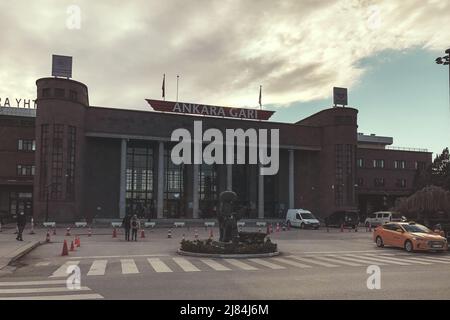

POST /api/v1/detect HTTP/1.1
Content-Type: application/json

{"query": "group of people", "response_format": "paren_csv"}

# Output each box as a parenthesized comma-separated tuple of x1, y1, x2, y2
(121, 214, 140, 241)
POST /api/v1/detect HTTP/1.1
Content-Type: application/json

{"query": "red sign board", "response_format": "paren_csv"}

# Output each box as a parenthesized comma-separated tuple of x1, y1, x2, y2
(146, 99, 275, 120)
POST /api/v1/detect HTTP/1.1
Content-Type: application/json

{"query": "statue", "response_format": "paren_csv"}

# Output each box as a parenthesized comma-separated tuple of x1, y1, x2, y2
(218, 191, 240, 242)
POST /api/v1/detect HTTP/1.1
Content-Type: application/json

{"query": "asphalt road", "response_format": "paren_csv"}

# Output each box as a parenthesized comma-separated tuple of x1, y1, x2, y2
(1, 227, 449, 300)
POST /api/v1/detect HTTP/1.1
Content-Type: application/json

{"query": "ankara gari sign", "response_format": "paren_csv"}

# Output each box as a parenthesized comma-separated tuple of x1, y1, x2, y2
(146, 99, 275, 120)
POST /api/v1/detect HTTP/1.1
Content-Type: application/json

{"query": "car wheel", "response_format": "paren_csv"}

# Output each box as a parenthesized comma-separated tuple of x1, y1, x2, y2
(376, 236, 384, 247)
(300, 223, 305, 229)
(404, 240, 414, 253)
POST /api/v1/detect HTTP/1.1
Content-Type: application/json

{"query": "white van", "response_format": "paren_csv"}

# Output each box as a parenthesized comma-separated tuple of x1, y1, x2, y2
(286, 209, 320, 229)
(364, 211, 407, 227)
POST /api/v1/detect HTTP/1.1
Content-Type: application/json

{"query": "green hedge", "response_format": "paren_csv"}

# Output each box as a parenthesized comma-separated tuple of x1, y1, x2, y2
(180, 235, 277, 254)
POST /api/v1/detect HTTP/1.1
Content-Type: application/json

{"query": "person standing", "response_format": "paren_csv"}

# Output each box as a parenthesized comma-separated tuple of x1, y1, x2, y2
(122, 213, 131, 241)
(16, 211, 26, 241)
(130, 214, 140, 242)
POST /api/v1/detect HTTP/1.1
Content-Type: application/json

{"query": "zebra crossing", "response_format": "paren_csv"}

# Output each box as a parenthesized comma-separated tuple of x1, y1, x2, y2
(40, 253, 450, 278)
(0, 279, 103, 300)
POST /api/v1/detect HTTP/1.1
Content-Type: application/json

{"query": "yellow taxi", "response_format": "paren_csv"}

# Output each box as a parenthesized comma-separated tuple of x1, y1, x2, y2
(373, 221, 448, 253)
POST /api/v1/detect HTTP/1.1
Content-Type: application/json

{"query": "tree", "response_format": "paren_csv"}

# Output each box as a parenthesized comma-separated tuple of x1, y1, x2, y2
(413, 147, 450, 192)
(395, 185, 450, 226)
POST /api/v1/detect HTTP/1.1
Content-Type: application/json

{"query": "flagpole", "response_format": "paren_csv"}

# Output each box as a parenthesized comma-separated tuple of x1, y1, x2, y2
(176, 75, 179, 102)
(162, 73, 166, 101)
(259, 85, 262, 110)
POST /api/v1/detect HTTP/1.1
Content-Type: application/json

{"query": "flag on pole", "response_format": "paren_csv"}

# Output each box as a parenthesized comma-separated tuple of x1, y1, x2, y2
(259, 85, 262, 109)
(162, 74, 166, 100)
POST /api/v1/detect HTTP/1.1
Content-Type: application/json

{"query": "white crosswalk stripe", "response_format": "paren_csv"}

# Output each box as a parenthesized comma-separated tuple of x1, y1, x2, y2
(417, 256, 450, 264)
(226, 259, 258, 271)
(247, 258, 285, 270)
(201, 259, 231, 271)
(35, 262, 51, 267)
(272, 257, 311, 269)
(121, 259, 139, 274)
(0, 280, 103, 300)
(147, 258, 173, 273)
(346, 254, 411, 266)
(290, 256, 339, 267)
(50, 261, 80, 278)
(173, 257, 200, 272)
(312, 256, 363, 267)
(87, 260, 108, 276)
(327, 255, 388, 266)
(374, 254, 432, 265)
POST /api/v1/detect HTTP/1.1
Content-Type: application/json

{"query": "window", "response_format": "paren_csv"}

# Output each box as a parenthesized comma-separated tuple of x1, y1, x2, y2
(66, 126, 76, 200)
(17, 165, 35, 176)
(374, 178, 385, 187)
(394, 160, 406, 169)
(18, 139, 35, 151)
(373, 159, 384, 168)
(39, 125, 49, 200)
(335, 144, 354, 206)
(54, 88, 65, 98)
(69, 90, 78, 101)
(415, 161, 426, 170)
(42, 88, 51, 97)
(357, 158, 364, 168)
(51, 124, 64, 200)
(396, 179, 407, 188)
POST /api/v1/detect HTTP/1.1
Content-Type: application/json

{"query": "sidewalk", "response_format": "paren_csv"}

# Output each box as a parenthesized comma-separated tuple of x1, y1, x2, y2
(0, 237, 41, 271)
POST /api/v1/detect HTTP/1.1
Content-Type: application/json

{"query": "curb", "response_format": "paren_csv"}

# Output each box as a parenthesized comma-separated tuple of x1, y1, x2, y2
(177, 249, 280, 259)
(0, 241, 41, 270)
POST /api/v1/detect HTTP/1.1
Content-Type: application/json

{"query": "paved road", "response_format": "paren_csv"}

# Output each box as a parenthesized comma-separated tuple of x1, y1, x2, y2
(1, 227, 449, 300)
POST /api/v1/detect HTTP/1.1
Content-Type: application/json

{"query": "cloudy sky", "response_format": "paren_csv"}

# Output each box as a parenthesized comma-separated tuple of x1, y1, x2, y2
(1, 0, 449, 154)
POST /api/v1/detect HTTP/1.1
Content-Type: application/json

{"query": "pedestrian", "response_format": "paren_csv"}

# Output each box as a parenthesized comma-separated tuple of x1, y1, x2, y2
(122, 213, 131, 241)
(16, 211, 27, 241)
(130, 214, 140, 242)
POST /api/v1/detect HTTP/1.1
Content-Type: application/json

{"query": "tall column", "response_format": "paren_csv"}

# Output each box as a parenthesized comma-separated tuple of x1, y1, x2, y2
(258, 165, 264, 219)
(119, 139, 127, 218)
(192, 146, 200, 219)
(157, 141, 165, 219)
(288, 149, 294, 209)
(226, 164, 232, 190)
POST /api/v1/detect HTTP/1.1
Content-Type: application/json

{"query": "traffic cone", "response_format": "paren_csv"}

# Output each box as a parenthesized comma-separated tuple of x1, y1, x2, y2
(61, 240, 69, 256)
(45, 230, 51, 243)
(340, 224, 344, 232)
(76, 236, 80, 247)
(112, 228, 117, 238)
(66, 227, 71, 236)
(88, 228, 92, 237)
(141, 229, 145, 238)
(168, 229, 172, 238)
(70, 241, 75, 251)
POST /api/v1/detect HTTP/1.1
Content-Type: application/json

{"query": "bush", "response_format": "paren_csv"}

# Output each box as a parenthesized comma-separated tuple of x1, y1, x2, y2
(180, 236, 277, 254)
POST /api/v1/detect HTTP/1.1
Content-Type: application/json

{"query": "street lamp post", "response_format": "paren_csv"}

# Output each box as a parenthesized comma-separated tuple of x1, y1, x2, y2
(435, 48, 450, 110)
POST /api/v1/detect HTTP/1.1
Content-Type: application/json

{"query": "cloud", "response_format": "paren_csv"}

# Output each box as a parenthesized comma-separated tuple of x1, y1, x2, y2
(0, 0, 449, 110)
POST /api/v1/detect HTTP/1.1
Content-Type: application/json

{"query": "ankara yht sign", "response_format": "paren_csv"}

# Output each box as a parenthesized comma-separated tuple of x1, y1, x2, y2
(146, 99, 275, 120)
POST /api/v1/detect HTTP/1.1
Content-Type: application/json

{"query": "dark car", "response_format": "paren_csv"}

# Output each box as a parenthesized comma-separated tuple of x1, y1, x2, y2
(325, 210, 359, 229)
(432, 222, 450, 250)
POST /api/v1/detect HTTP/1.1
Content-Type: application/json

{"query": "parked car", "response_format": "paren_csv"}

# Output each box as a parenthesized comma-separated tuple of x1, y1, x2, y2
(324, 210, 359, 229)
(432, 222, 450, 250)
(364, 211, 406, 227)
(373, 221, 448, 253)
(285, 209, 320, 229)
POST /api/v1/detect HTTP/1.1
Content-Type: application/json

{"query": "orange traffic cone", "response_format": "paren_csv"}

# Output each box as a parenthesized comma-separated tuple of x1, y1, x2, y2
(70, 241, 75, 251)
(112, 228, 117, 238)
(141, 229, 145, 238)
(66, 227, 71, 236)
(46, 230, 51, 243)
(61, 240, 69, 256)
(76, 236, 80, 247)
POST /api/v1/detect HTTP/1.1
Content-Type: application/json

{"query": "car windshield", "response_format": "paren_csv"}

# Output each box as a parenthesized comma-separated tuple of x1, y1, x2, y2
(300, 213, 315, 219)
(402, 224, 432, 234)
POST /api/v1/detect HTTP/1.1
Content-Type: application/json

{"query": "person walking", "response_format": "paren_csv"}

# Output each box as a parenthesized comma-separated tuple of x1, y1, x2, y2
(130, 214, 140, 242)
(16, 211, 27, 241)
(122, 213, 131, 241)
